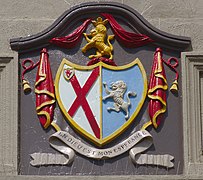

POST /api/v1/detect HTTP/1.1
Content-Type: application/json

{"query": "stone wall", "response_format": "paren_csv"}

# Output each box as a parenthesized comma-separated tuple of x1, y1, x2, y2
(0, 0, 203, 179)
(1, 0, 203, 52)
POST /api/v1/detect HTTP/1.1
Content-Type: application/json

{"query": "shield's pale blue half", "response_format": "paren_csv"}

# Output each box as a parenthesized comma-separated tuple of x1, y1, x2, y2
(102, 65, 144, 138)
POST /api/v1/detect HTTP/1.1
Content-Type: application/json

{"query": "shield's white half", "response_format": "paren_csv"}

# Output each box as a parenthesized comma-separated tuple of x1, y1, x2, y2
(58, 64, 100, 138)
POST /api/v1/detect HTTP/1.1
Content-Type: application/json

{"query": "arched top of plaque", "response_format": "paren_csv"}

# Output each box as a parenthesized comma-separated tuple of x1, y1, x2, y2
(10, 2, 191, 52)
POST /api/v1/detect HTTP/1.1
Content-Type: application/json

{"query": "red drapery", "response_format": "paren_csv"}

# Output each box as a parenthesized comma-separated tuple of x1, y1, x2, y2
(101, 13, 154, 48)
(50, 14, 153, 49)
(50, 19, 91, 48)
(148, 48, 167, 129)
(35, 48, 55, 129)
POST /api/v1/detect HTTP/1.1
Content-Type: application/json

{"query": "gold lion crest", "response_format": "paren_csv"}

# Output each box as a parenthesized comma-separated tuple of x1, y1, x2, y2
(82, 17, 115, 60)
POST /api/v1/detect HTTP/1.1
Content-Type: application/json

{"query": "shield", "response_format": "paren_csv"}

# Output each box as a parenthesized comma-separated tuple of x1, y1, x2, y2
(55, 58, 147, 146)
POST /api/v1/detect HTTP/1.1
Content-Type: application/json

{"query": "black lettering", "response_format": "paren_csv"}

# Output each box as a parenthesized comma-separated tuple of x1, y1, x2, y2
(121, 145, 125, 149)
(113, 148, 117, 153)
(127, 139, 132, 145)
(77, 144, 83, 149)
(92, 151, 96, 155)
(142, 131, 147, 135)
(133, 133, 141, 140)
(98, 151, 103, 156)
(73, 141, 78, 147)
(108, 150, 112, 155)
(70, 139, 75, 144)
(86, 149, 91, 154)
(131, 136, 136, 142)
(137, 132, 142, 137)
(102, 150, 112, 156)
(59, 132, 69, 139)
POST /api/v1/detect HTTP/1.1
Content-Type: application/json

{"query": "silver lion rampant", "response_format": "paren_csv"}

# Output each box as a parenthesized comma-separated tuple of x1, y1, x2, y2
(103, 80, 136, 119)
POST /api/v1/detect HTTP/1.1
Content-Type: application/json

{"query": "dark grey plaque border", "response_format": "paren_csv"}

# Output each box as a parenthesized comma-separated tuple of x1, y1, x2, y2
(10, 2, 191, 52)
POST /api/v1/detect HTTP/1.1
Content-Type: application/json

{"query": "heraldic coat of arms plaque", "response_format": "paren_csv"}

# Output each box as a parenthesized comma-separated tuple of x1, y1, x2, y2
(10, 2, 191, 176)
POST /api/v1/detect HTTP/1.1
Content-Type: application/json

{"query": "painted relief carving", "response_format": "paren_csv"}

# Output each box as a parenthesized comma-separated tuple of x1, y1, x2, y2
(35, 48, 55, 129)
(82, 17, 115, 60)
(22, 48, 55, 129)
(11, 3, 191, 175)
(143, 48, 179, 129)
(54, 59, 147, 145)
(102, 81, 136, 120)
(20, 15, 179, 169)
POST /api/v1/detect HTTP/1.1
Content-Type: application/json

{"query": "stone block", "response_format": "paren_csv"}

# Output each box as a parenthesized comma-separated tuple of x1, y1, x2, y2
(159, 18, 203, 50)
(0, 0, 66, 19)
(124, 0, 203, 19)
(0, 20, 53, 53)
(0, 0, 122, 20)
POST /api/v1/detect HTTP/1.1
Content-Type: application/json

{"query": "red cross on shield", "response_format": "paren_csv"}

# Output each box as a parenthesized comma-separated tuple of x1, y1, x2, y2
(55, 58, 147, 146)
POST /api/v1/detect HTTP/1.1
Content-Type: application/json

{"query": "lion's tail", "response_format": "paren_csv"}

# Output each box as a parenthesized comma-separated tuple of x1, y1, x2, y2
(127, 91, 137, 106)
(107, 35, 115, 51)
